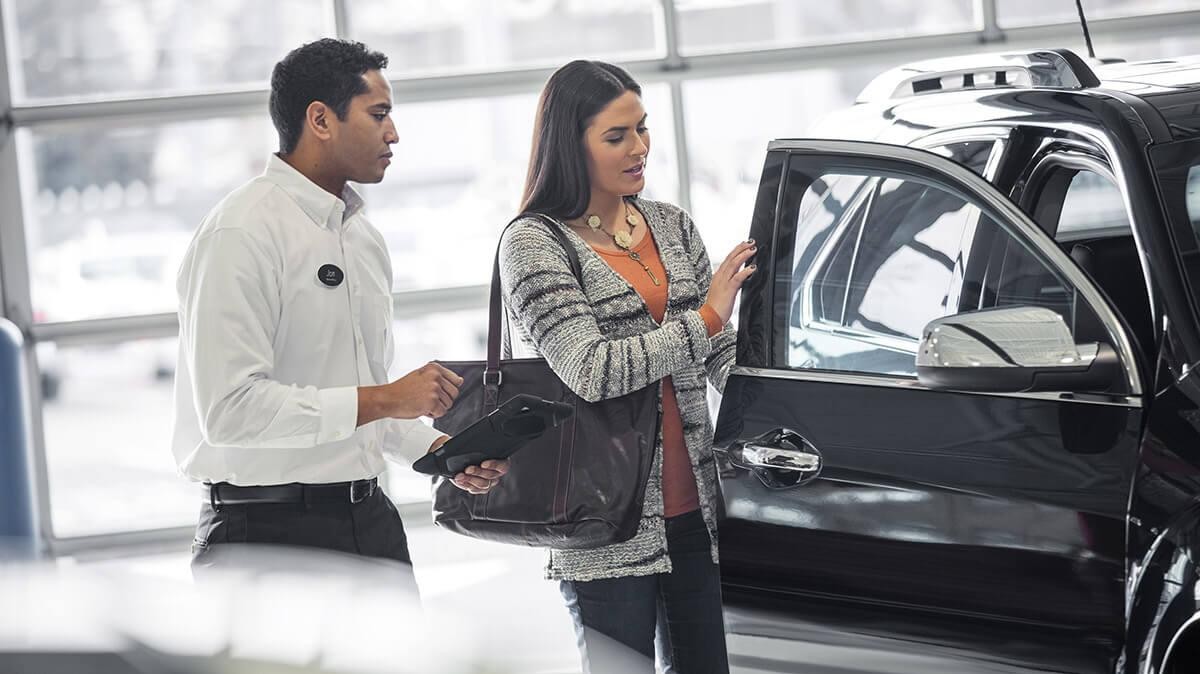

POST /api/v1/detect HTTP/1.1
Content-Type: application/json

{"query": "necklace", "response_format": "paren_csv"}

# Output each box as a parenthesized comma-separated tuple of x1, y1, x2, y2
(582, 200, 661, 286)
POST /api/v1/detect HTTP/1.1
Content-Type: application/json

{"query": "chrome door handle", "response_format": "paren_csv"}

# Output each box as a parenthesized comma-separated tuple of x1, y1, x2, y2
(742, 443, 821, 472)
(726, 428, 823, 489)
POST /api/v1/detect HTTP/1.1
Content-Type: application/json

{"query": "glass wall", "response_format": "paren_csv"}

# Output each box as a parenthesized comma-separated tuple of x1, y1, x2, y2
(3, 0, 1199, 545)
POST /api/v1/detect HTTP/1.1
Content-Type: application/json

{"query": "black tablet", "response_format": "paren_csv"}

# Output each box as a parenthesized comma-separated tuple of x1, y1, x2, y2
(412, 394, 574, 478)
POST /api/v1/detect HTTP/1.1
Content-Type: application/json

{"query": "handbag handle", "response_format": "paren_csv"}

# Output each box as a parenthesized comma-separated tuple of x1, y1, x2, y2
(485, 213, 582, 403)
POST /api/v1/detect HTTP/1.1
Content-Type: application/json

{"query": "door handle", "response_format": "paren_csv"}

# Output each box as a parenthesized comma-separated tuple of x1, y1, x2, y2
(728, 428, 823, 489)
(742, 442, 821, 472)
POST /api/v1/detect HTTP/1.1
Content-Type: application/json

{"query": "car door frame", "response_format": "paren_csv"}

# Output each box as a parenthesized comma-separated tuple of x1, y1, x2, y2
(738, 138, 1145, 397)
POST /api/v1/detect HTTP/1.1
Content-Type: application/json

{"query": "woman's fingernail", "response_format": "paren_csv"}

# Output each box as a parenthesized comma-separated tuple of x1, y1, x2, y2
(749, 264, 757, 270)
(746, 238, 755, 244)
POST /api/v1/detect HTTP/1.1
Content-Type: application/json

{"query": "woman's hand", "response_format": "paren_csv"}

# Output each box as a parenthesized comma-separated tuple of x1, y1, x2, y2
(704, 240, 757, 324)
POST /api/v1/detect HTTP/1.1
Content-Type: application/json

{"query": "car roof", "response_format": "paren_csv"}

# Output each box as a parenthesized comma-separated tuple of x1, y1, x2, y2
(1096, 55, 1200, 94)
(1097, 56, 1200, 140)
(814, 49, 1200, 146)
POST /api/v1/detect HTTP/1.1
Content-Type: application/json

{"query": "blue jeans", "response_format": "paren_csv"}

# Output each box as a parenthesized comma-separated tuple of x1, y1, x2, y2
(559, 509, 730, 674)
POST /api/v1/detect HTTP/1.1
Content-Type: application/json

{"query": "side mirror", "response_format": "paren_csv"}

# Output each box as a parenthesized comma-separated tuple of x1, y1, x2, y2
(916, 306, 1120, 393)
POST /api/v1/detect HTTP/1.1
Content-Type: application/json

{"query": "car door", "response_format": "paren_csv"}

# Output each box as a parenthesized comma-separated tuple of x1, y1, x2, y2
(716, 140, 1146, 673)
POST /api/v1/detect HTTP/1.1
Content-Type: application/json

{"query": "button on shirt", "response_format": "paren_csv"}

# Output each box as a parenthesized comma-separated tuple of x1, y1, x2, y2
(172, 154, 443, 486)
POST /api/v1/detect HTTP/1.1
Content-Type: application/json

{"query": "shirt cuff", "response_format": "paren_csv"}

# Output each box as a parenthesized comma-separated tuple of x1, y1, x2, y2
(317, 386, 359, 444)
(386, 418, 447, 463)
(699, 304, 725, 338)
(407, 420, 447, 457)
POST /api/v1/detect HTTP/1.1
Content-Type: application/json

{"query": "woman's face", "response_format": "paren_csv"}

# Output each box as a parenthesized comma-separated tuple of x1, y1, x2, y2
(583, 90, 650, 199)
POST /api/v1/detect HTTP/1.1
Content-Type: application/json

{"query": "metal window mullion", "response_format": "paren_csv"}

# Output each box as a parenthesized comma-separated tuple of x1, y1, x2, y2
(978, 0, 1004, 43)
(0, 0, 52, 558)
(30, 284, 493, 346)
(9, 89, 267, 129)
(8, 8, 1200, 128)
(47, 526, 194, 558)
(659, 0, 692, 212)
(669, 81, 693, 214)
(660, 0, 683, 69)
(331, 0, 350, 39)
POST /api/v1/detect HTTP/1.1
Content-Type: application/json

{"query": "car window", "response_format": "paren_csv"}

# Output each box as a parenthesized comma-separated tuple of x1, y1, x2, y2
(959, 212, 1108, 346)
(784, 141, 993, 376)
(1016, 161, 1152, 350)
(778, 141, 1120, 377)
(1056, 170, 1131, 237)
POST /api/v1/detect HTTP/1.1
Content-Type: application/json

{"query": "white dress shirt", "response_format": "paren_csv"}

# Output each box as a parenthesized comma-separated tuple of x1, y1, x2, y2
(171, 154, 443, 486)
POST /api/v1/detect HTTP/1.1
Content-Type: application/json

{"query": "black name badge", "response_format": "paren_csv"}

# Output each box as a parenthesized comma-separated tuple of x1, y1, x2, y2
(317, 264, 344, 288)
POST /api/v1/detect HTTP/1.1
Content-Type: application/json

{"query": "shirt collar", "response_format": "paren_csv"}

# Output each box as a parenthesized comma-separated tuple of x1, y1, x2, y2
(263, 154, 365, 230)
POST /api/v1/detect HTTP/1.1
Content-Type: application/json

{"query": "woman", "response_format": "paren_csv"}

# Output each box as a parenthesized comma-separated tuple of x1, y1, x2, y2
(498, 60, 756, 673)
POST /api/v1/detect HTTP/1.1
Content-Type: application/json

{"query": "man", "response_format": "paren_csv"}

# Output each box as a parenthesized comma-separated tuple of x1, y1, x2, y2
(172, 38, 506, 572)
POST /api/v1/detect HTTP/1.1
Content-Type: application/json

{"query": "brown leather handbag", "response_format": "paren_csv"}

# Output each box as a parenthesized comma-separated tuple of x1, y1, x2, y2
(431, 214, 659, 549)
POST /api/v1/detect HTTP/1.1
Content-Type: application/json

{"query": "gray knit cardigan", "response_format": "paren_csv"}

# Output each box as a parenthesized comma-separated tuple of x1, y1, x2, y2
(498, 197, 737, 582)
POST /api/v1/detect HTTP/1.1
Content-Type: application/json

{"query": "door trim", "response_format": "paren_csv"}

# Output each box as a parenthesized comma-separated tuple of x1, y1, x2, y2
(729, 364, 1143, 408)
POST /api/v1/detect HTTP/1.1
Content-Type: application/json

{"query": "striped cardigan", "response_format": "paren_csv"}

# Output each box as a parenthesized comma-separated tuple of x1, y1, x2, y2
(498, 197, 737, 582)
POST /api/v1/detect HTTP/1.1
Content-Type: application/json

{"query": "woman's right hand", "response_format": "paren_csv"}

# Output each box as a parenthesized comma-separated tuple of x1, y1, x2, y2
(704, 240, 757, 324)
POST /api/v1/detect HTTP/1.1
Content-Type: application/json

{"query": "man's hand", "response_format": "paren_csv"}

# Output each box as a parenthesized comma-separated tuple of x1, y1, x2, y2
(358, 362, 463, 426)
(426, 436, 511, 495)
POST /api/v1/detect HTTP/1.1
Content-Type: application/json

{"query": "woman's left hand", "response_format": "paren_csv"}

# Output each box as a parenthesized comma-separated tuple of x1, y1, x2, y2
(452, 460, 511, 495)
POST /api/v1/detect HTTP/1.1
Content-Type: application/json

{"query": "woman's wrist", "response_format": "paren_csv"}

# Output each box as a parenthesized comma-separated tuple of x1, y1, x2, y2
(698, 304, 725, 337)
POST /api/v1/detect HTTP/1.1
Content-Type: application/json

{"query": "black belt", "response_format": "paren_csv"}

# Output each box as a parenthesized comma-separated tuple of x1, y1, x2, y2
(205, 478, 378, 509)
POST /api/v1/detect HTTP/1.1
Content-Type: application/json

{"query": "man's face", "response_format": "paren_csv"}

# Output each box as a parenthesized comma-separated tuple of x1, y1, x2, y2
(329, 69, 397, 184)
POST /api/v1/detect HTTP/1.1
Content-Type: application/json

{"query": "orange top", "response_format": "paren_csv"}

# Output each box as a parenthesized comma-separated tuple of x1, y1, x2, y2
(594, 230, 724, 518)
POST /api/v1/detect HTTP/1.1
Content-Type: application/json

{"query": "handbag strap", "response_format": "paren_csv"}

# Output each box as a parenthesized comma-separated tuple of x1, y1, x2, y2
(486, 213, 582, 403)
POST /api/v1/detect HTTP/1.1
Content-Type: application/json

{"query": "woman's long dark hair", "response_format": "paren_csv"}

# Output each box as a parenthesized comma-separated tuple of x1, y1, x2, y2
(520, 60, 642, 220)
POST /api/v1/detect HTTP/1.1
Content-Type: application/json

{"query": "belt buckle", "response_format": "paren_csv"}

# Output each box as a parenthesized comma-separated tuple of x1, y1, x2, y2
(349, 479, 373, 504)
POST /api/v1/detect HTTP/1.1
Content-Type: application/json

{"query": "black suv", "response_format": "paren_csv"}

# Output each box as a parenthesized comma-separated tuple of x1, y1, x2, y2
(714, 49, 1200, 673)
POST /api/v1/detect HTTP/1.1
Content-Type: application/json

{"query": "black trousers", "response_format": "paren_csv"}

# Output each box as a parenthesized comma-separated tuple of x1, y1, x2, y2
(559, 509, 730, 674)
(190, 486, 415, 588)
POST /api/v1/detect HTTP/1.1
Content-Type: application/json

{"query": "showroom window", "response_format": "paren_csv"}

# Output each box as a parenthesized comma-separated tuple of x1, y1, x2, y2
(3, 0, 1200, 550)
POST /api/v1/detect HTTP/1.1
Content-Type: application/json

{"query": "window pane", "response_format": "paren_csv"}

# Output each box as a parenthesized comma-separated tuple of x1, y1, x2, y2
(5, 0, 331, 102)
(676, 0, 976, 55)
(684, 67, 877, 267)
(364, 85, 678, 292)
(348, 0, 663, 76)
(21, 117, 275, 323)
(382, 309, 488, 503)
(41, 339, 195, 537)
(41, 310, 494, 534)
(998, 0, 1195, 28)
(1057, 171, 1130, 237)
(784, 155, 1021, 376)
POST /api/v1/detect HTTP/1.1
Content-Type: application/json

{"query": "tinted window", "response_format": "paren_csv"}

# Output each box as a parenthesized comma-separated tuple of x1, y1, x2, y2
(784, 142, 993, 375)
(1057, 170, 1131, 236)
(780, 141, 1116, 376)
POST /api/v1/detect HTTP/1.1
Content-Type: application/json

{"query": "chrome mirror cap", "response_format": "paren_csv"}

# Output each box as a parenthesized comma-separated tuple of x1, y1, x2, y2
(917, 306, 1085, 370)
(916, 306, 1120, 393)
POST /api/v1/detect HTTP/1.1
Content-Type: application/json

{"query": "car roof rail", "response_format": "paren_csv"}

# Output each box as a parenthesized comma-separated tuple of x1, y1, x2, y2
(856, 48, 1101, 103)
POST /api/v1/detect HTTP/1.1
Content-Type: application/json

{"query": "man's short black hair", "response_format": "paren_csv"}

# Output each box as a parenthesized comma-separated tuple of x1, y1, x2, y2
(269, 38, 389, 154)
